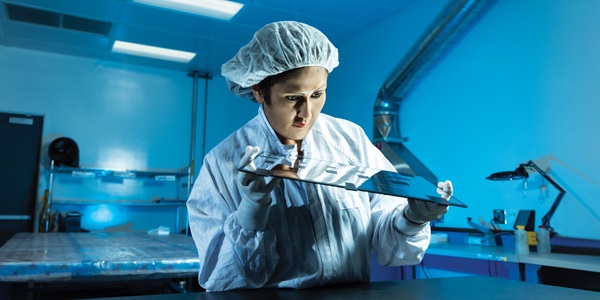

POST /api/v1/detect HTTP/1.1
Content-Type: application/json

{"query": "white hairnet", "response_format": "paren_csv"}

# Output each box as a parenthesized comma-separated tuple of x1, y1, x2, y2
(221, 21, 339, 99)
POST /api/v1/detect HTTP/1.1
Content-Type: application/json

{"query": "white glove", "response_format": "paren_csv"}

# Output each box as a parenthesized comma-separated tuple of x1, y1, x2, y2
(404, 180, 452, 224)
(237, 146, 281, 205)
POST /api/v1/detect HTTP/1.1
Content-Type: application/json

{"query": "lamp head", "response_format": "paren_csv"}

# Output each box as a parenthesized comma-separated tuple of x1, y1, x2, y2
(486, 164, 528, 181)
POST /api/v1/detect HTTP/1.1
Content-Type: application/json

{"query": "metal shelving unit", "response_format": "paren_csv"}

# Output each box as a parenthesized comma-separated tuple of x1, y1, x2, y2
(46, 160, 191, 234)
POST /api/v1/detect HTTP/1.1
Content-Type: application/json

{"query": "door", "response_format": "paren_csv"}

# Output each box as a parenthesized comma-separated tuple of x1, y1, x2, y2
(0, 112, 44, 246)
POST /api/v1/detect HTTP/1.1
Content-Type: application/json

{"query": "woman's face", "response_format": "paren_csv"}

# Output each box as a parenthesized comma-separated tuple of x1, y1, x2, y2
(252, 67, 328, 145)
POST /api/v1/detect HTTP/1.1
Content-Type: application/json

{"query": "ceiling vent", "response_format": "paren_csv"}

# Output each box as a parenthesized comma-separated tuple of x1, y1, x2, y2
(6, 3, 112, 36)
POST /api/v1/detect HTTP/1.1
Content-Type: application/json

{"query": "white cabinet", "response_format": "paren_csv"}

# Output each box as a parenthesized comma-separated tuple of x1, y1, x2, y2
(44, 161, 190, 233)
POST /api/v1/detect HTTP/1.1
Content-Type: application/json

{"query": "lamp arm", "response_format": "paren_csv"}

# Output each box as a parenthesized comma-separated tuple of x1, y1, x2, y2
(541, 193, 565, 230)
(524, 161, 566, 232)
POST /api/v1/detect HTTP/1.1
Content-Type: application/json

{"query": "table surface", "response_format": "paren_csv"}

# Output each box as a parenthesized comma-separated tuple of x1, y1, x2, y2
(88, 276, 599, 300)
(0, 232, 199, 282)
(427, 242, 600, 273)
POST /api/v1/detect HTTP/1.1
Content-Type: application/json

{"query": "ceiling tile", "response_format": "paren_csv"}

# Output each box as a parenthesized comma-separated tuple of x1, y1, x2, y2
(204, 39, 240, 58)
(252, 0, 378, 25)
(232, 5, 305, 30)
(204, 23, 257, 44)
(351, 6, 400, 28)
(370, 0, 416, 10)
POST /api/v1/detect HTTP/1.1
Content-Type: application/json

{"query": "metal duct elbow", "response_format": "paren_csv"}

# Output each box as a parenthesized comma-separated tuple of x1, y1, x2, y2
(373, 0, 496, 182)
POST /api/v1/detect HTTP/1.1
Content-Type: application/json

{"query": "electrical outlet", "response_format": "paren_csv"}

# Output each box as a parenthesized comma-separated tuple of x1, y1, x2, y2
(493, 209, 506, 224)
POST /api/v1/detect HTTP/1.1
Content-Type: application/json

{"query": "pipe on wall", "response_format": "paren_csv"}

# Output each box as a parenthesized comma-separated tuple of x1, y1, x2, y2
(187, 71, 212, 191)
(186, 71, 212, 235)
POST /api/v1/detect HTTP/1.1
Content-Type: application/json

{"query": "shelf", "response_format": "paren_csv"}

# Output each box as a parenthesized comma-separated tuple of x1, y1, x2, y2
(52, 165, 189, 181)
(46, 160, 192, 233)
(52, 199, 187, 207)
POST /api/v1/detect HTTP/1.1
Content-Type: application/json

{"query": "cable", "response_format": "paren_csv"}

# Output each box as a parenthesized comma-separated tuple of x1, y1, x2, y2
(489, 218, 499, 230)
(494, 261, 499, 277)
(420, 260, 432, 279)
(420, 260, 428, 279)
(480, 232, 512, 243)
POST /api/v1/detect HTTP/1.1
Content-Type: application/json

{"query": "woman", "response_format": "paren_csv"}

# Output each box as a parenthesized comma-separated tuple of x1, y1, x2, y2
(187, 21, 452, 291)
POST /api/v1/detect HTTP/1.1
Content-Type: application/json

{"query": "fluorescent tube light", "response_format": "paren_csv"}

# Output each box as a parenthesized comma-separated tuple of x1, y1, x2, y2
(133, 0, 243, 21)
(112, 40, 196, 63)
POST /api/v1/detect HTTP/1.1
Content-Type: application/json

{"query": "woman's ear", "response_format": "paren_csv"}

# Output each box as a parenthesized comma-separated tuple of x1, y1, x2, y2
(251, 85, 265, 104)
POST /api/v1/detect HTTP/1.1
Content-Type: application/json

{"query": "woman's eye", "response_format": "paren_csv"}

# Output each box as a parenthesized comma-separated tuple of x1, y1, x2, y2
(286, 96, 299, 101)
(312, 92, 323, 98)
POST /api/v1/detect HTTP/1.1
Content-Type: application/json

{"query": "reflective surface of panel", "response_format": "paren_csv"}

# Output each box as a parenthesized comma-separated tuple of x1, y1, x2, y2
(239, 153, 467, 208)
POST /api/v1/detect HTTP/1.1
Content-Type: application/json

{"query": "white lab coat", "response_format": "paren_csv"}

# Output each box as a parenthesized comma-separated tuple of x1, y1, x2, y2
(187, 106, 430, 291)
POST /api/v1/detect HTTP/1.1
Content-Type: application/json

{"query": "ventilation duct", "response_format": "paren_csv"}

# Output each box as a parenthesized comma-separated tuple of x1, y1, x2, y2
(373, 0, 496, 184)
(6, 3, 112, 36)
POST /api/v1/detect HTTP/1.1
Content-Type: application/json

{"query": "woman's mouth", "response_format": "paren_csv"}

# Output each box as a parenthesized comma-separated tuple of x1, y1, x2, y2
(292, 122, 307, 128)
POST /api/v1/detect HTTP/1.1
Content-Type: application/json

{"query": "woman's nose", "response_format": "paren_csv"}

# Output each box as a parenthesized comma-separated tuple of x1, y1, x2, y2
(298, 101, 311, 119)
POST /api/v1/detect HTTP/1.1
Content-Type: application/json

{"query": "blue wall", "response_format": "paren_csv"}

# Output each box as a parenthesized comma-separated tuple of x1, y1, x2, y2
(329, 0, 600, 240)
(1, 47, 191, 170)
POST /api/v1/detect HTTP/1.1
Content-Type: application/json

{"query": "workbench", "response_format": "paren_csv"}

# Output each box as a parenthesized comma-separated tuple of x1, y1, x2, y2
(422, 241, 600, 289)
(0, 232, 199, 282)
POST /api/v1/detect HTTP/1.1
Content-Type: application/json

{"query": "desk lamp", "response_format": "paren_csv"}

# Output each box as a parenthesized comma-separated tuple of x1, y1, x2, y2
(487, 160, 566, 235)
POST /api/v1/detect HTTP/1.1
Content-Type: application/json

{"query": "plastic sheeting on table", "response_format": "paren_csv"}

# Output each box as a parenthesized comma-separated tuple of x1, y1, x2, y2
(0, 232, 199, 282)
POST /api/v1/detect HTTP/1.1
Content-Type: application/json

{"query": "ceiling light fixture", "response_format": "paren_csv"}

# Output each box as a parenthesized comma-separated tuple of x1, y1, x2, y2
(112, 40, 196, 63)
(132, 0, 244, 21)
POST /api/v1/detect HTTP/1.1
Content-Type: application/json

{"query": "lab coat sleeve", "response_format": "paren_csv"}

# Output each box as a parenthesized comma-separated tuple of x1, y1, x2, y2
(187, 156, 279, 291)
(370, 194, 430, 266)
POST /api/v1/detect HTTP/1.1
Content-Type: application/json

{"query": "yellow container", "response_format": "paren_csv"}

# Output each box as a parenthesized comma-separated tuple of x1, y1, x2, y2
(527, 231, 537, 246)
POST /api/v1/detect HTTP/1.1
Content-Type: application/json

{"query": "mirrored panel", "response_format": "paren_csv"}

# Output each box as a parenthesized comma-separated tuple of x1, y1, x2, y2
(239, 153, 467, 208)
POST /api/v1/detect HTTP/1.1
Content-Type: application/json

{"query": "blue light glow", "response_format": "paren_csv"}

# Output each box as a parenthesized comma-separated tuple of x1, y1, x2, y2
(90, 205, 114, 223)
